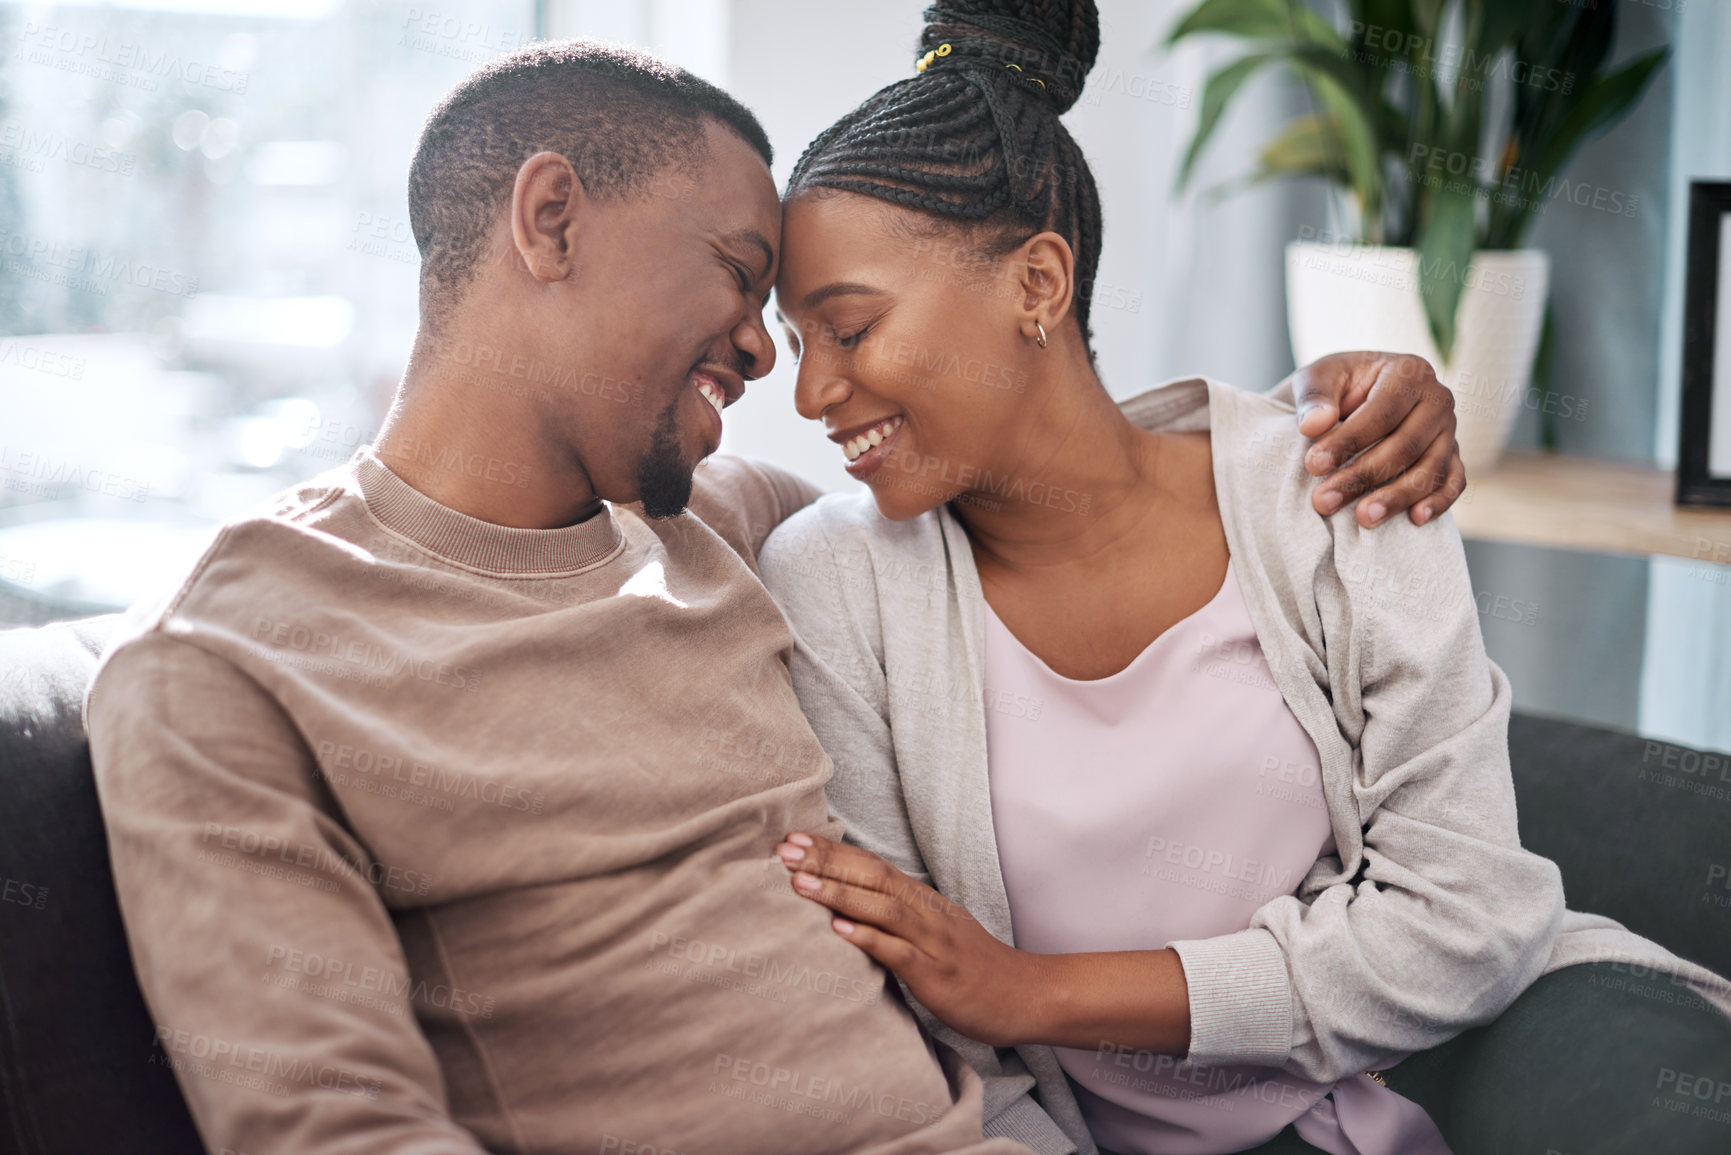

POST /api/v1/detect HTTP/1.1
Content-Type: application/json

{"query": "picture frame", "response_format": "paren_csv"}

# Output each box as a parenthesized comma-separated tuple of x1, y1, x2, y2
(1678, 181, 1731, 506)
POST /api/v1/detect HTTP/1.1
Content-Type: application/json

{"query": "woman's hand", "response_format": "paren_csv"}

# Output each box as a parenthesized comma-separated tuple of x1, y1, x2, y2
(774, 832, 1042, 1047)
(1286, 351, 1465, 528)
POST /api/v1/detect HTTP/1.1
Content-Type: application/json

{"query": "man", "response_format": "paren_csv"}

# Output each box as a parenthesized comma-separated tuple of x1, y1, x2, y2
(87, 41, 1466, 1155)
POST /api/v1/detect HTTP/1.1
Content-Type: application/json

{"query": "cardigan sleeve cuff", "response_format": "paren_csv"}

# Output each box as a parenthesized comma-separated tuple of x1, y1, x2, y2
(983, 1093, 1078, 1155)
(1168, 928, 1293, 1069)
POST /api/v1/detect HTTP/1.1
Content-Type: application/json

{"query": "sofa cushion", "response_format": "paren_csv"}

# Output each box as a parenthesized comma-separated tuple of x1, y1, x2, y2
(0, 614, 203, 1153)
(1508, 711, 1731, 982)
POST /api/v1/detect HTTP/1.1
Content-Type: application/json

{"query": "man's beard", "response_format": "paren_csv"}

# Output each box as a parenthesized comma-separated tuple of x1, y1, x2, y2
(635, 393, 694, 519)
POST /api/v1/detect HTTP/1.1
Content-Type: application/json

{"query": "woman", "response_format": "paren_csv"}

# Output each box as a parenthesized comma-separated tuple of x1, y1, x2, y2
(756, 3, 1731, 1154)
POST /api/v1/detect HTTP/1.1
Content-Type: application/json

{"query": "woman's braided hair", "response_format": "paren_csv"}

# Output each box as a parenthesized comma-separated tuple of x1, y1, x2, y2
(786, 0, 1104, 348)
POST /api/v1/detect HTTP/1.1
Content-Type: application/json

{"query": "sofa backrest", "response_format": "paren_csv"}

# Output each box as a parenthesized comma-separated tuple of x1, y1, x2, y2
(1508, 712, 1731, 983)
(0, 614, 204, 1153)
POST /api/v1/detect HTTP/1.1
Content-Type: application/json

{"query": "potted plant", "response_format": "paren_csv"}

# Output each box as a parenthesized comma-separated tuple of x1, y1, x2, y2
(1169, 0, 1667, 468)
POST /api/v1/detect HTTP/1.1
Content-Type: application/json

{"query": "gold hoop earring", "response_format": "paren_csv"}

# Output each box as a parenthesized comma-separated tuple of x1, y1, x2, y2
(1034, 321, 1048, 349)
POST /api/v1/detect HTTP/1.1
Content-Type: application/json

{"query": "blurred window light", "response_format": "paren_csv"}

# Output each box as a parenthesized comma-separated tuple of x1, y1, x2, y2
(244, 140, 345, 186)
(180, 295, 355, 349)
(14, 0, 348, 17)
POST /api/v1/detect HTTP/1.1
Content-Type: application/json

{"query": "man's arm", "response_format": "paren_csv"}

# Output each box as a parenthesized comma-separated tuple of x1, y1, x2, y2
(686, 454, 825, 561)
(1272, 351, 1466, 528)
(88, 631, 487, 1155)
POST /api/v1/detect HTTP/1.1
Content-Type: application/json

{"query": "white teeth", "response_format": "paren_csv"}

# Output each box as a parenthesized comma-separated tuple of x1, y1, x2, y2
(696, 379, 724, 417)
(838, 416, 903, 464)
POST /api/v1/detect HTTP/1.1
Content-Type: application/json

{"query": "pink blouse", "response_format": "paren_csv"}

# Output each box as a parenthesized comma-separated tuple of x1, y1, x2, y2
(982, 560, 1452, 1155)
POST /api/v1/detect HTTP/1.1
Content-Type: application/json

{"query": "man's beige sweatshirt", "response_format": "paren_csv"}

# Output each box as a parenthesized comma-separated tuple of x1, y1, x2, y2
(85, 450, 1030, 1155)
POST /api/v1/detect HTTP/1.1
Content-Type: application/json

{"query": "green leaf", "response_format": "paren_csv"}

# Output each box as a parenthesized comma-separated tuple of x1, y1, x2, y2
(1353, 0, 1420, 45)
(1167, 0, 1289, 43)
(1287, 49, 1386, 224)
(1528, 49, 1668, 185)
(1177, 53, 1276, 191)
(1256, 113, 1353, 178)
(1409, 0, 1448, 41)
(1167, 0, 1338, 46)
(1415, 185, 1477, 360)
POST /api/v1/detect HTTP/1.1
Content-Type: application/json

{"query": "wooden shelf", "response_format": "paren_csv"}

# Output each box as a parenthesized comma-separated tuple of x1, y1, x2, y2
(1453, 451, 1731, 565)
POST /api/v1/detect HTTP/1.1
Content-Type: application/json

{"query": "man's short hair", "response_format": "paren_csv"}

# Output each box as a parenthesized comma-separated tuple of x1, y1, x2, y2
(407, 39, 773, 325)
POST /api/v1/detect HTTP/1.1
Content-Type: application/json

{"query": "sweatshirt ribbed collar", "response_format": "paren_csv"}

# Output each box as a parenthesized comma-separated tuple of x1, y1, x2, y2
(353, 450, 623, 576)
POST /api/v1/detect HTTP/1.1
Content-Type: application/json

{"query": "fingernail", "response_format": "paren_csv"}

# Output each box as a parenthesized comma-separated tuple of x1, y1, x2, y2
(787, 833, 814, 847)
(1316, 490, 1342, 515)
(833, 919, 855, 935)
(1413, 505, 1432, 525)
(776, 844, 804, 863)
(1364, 502, 1386, 524)
(1307, 448, 1335, 473)
(793, 872, 820, 892)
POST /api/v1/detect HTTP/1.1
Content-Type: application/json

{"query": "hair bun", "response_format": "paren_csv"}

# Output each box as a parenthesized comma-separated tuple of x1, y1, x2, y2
(918, 0, 1100, 115)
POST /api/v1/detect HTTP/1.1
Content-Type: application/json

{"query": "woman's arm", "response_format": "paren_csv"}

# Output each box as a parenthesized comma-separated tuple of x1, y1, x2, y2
(773, 831, 1196, 1056)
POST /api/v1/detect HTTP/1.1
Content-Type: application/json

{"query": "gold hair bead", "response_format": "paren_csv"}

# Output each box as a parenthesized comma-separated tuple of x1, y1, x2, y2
(917, 43, 952, 72)
(1003, 62, 1047, 89)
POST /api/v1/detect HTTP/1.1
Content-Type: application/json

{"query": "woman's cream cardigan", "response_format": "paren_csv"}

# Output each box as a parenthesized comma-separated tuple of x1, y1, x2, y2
(759, 377, 1731, 1155)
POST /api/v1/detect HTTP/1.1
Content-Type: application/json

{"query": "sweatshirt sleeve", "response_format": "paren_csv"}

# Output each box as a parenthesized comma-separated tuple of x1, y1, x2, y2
(759, 504, 1079, 1155)
(87, 630, 488, 1155)
(1168, 508, 1566, 1083)
(686, 455, 825, 562)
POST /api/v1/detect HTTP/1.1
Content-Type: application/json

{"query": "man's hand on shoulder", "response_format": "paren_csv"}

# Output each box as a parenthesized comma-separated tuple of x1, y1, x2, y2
(1282, 351, 1466, 528)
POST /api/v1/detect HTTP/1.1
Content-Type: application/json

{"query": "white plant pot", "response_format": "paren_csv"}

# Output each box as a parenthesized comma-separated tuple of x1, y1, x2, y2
(1286, 242, 1551, 473)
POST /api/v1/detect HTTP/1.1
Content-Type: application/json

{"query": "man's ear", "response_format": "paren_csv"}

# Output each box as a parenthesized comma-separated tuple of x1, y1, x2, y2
(1013, 232, 1076, 343)
(510, 151, 585, 283)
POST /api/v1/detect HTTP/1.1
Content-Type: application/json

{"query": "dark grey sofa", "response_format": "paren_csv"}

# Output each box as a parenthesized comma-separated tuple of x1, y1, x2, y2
(2, 615, 1728, 1155)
